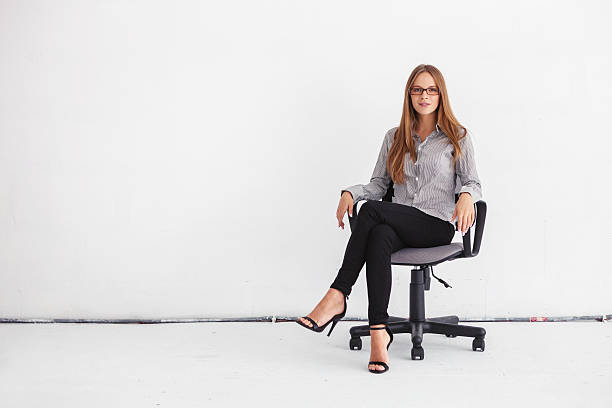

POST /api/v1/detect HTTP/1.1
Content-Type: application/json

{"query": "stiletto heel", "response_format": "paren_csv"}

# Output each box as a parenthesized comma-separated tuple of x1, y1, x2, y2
(368, 324, 394, 374)
(296, 293, 349, 336)
(327, 319, 339, 337)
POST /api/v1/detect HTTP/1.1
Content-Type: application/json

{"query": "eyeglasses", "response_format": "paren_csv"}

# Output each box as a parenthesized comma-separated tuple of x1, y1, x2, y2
(409, 87, 440, 95)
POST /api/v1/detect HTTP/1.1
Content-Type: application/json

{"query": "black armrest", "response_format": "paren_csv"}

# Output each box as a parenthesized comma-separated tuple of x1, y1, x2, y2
(459, 200, 487, 258)
(347, 201, 360, 232)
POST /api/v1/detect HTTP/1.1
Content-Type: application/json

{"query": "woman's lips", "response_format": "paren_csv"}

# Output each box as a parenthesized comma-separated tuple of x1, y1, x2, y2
(419, 103, 430, 107)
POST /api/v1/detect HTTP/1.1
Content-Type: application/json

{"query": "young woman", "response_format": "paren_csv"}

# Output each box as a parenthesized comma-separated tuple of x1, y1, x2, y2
(296, 64, 482, 374)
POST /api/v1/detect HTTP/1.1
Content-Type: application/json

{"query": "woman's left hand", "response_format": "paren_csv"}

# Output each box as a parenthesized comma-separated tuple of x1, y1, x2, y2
(451, 192, 475, 235)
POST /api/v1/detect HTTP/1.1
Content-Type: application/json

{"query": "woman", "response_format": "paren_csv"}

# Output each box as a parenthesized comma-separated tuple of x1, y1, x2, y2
(296, 64, 482, 374)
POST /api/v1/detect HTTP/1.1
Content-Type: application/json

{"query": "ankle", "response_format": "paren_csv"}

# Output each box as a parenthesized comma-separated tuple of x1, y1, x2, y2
(328, 288, 345, 298)
(326, 289, 345, 304)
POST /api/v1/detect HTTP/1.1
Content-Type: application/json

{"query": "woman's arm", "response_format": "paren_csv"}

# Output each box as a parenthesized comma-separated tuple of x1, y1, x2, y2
(455, 131, 482, 203)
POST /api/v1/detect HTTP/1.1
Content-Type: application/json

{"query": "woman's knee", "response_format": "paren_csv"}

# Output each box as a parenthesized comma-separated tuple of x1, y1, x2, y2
(359, 200, 373, 214)
(359, 200, 383, 218)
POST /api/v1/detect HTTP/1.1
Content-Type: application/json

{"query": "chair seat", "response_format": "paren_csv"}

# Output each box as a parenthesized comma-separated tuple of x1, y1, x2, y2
(391, 242, 464, 266)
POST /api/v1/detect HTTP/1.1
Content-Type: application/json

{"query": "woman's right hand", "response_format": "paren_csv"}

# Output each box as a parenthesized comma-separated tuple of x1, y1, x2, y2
(336, 191, 354, 229)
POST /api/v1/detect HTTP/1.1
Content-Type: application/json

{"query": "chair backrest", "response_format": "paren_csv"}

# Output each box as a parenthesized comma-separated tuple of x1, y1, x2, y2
(381, 182, 394, 203)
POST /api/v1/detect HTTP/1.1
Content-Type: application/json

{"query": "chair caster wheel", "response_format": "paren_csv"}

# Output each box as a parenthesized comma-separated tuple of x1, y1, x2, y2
(472, 337, 485, 351)
(411, 346, 424, 360)
(350, 337, 362, 350)
(445, 334, 457, 338)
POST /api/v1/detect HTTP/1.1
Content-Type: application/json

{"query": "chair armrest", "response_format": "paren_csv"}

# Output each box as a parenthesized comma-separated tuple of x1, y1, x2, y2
(458, 200, 487, 258)
(347, 201, 361, 232)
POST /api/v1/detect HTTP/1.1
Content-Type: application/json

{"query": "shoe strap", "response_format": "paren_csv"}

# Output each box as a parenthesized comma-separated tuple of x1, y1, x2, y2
(370, 325, 393, 343)
(368, 361, 389, 369)
(302, 316, 319, 329)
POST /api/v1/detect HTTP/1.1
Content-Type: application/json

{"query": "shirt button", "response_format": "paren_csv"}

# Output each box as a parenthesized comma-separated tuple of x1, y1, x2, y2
(416, 177, 419, 181)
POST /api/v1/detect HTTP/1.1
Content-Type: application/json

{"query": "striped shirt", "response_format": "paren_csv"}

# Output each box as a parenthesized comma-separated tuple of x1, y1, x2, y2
(341, 124, 482, 227)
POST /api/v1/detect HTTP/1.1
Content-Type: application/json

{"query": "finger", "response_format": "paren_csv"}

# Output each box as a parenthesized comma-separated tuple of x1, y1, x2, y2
(451, 208, 456, 222)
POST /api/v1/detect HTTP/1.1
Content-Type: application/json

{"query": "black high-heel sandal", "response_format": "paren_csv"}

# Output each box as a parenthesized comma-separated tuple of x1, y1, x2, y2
(296, 293, 349, 337)
(368, 324, 394, 374)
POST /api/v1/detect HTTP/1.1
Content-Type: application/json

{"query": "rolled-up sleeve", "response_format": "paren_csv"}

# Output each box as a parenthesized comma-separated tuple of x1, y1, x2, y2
(455, 131, 482, 203)
(341, 128, 393, 202)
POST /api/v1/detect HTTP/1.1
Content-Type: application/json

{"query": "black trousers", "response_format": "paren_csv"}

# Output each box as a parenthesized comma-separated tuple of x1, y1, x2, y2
(330, 200, 455, 326)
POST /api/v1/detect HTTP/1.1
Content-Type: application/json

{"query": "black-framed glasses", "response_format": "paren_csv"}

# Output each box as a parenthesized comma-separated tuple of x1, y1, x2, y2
(409, 86, 440, 95)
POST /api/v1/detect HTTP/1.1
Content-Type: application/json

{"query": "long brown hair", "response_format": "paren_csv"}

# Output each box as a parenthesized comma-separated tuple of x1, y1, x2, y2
(387, 64, 468, 184)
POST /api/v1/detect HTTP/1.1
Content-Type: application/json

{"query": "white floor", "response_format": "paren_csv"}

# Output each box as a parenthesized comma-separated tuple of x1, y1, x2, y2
(0, 321, 610, 407)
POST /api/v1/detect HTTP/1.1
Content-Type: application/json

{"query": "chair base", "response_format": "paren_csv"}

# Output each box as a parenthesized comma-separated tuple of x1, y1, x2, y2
(348, 315, 486, 359)
(348, 266, 486, 360)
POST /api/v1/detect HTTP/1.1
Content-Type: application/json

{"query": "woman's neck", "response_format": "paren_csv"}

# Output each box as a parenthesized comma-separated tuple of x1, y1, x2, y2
(415, 116, 437, 140)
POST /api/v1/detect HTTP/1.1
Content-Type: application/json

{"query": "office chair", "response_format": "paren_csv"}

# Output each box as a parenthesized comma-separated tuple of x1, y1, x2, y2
(346, 181, 487, 360)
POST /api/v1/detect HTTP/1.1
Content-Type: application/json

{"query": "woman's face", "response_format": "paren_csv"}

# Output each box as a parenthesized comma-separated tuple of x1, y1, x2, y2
(410, 72, 440, 116)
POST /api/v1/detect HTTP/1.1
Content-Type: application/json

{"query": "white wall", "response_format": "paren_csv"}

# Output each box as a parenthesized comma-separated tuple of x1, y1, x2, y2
(1, 0, 610, 319)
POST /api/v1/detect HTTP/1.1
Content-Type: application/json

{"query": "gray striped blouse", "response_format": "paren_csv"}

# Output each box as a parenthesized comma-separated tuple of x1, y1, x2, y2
(341, 124, 482, 227)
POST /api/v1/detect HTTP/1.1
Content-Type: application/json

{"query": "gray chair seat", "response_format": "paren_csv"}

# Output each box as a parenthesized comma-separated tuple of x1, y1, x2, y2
(391, 242, 464, 266)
